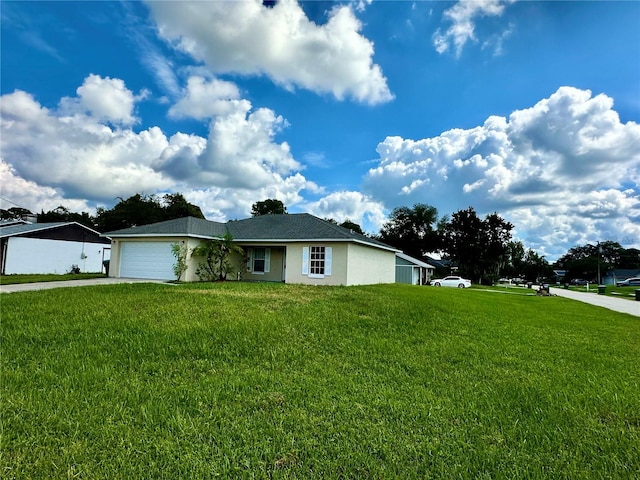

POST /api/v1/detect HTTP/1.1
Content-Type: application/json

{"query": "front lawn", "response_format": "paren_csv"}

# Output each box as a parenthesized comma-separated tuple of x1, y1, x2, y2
(0, 273, 106, 285)
(2, 283, 639, 478)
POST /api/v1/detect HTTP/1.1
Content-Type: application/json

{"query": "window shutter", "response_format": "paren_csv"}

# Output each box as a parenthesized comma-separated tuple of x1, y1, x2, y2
(265, 248, 271, 273)
(302, 247, 309, 275)
(325, 247, 332, 276)
(247, 248, 253, 272)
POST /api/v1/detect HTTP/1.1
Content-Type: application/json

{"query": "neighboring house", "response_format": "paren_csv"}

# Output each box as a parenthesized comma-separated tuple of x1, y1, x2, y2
(103, 214, 400, 285)
(395, 252, 435, 285)
(603, 269, 640, 286)
(0, 219, 29, 228)
(0, 222, 111, 275)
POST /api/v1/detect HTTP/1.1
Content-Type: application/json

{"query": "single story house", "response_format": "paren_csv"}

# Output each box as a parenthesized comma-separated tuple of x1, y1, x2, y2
(103, 214, 401, 286)
(0, 222, 111, 275)
(395, 252, 435, 285)
(603, 269, 640, 286)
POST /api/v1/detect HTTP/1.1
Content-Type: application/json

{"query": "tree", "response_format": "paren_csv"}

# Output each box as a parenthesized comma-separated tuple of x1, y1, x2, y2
(378, 204, 441, 259)
(251, 199, 287, 216)
(555, 241, 626, 282)
(1, 207, 33, 221)
(191, 231, 245, 281)
(95, 194, 165, 232)
(38, 206, 96, 229)
(171, 242, 190, 282)
(441, 207, 513, 284)
(163, 193, 205, 220)
(339, 219, 364, 235)
(95, 193, 205, 232)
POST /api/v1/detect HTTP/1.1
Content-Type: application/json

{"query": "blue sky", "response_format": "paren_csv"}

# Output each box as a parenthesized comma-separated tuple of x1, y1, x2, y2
(1, 0, 639, 260)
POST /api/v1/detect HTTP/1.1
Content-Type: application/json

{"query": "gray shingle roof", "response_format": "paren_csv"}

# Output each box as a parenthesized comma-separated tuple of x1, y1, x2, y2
(104, 214, 398, 252)
(0, 222, 69, 238)
(103, 216, 227, 238)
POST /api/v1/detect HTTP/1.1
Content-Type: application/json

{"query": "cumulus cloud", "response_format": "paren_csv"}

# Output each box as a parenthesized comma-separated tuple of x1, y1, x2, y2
(58, 74, 147, 126)
(0, 74, 319, 221)
(304, 191, 387, 232)
(168, 76, 251, 120)
(433, 0, 515, 57)
(363, 86, 640, 258)
(147, 0, 393, 104)
(0, 160, 92, 214)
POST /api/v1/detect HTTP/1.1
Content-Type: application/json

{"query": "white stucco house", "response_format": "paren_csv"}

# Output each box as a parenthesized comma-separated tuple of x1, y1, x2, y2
(103, 214, 401, 286)
(0, 222, 111, 275)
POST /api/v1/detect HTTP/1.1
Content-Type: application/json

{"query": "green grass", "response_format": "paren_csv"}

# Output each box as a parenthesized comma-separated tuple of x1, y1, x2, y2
(2, 283, 639, 478)
(0, 273, 106, 285)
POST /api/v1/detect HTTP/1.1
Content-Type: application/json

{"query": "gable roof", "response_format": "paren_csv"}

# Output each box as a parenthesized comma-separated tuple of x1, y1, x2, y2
(104, 214, 399, 252)
(396, 252, 436, 269)
(0, 221, 105, 239)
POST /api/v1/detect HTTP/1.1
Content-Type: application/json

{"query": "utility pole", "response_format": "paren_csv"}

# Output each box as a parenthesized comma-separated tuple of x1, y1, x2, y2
(597, 242, 602, 285)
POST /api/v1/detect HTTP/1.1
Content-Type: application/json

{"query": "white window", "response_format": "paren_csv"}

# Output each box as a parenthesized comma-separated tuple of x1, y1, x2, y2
(302, 246, 332, 278)
(247, 248, 270, 274)
(310, 246, 325, 275)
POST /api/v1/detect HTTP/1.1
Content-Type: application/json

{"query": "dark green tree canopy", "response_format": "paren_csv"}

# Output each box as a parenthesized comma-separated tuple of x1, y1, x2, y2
(339, 219, 364, 235)
(1, 207, 33, 221)
(554, 240, 637, 282)
(95, 193, 204, 232)
(441, 207, 514, 284)
(38, 206, 95, 228)
(251, 199, 287, 216)
(379, 204, 442, 259)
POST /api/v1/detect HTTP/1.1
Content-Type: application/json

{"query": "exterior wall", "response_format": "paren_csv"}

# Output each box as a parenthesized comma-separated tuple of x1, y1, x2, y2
(285, 242, 395, 286)
(4, 237, 109, 274)
(396, 265, 418, 284)
(111, 237, 396, 286)
(239, 246, 285, 282)
(286, 242, 349, 285)
(346, 242, 396, 286)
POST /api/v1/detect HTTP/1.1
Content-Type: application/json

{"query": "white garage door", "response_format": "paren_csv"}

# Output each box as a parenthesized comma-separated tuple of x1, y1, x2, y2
(119, 242, 174, 280)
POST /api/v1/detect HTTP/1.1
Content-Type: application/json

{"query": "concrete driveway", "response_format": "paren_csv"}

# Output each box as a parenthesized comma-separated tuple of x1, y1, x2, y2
(550, 287, 639, 317)
(0, 277, 169, 294)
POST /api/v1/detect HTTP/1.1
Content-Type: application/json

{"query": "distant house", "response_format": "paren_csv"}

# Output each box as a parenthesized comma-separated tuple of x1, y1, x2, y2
(603, 269, 640, 286)
(103, 214, 400, 285)
(395, 252, 435, 285)
(0, 222, 111, 275)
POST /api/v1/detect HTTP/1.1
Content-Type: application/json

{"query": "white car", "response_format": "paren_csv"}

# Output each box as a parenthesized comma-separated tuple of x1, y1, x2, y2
(431, 276, 471, 288)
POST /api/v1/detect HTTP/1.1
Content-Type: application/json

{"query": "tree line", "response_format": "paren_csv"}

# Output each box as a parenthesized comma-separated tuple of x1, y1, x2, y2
(4, 195, 637, 285)
(1, 193, 204, 233)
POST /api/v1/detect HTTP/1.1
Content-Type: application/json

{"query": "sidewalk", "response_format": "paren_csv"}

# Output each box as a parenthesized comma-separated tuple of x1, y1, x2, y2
(550, 287, 639, 317)
(0, 277, 168, 294)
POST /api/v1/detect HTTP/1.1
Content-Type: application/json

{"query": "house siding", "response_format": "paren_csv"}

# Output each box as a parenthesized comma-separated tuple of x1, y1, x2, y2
(286, 242, 349, 285)
(346, 243, 396, 285)
(4, 237, 109, 274)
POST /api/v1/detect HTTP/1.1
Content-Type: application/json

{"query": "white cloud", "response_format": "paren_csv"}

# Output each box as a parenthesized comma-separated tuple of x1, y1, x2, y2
(363, 86, 640, 258)
(58, 74, 145, 126)
(433, 0, 515, 57)
(147, 0, 393, 104)
(0, 160, 91, 214)
(304, 191, 387, 233)
(168, 76, 251, 120)
(0, 75, 321, 223)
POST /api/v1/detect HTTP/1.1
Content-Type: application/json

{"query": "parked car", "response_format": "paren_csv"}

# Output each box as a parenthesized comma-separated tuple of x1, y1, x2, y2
(616, 277, 640, 287)
(431, 276, 471, 288)
(570, 278, 588, 286)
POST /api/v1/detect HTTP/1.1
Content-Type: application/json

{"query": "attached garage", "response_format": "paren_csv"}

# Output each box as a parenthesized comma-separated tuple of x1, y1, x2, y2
(119, 242, 175, 280)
